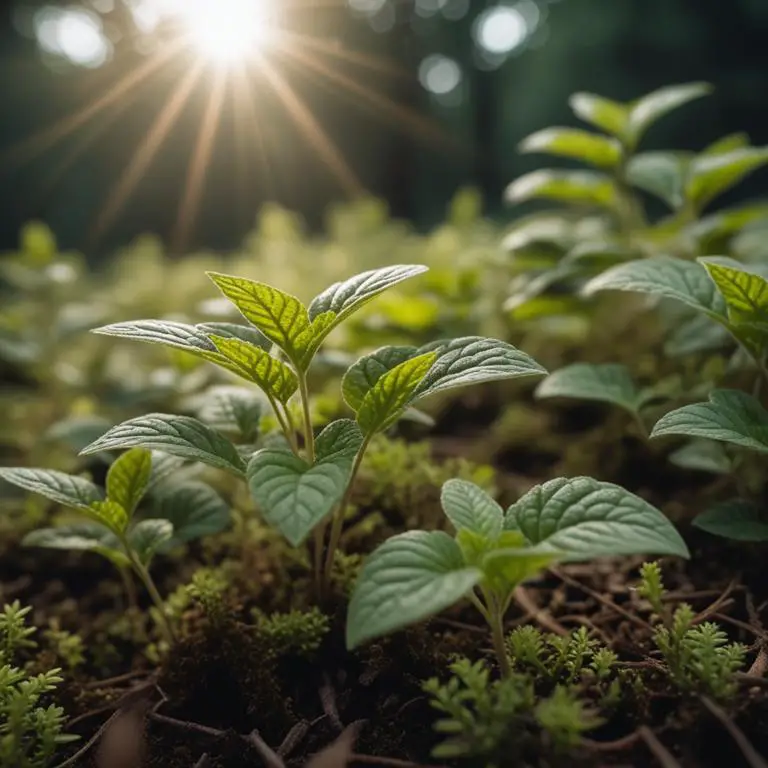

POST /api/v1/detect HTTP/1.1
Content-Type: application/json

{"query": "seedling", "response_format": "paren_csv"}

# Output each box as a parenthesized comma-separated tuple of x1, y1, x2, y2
(346, 476, 689, 674)
(76, 265, 548, 594)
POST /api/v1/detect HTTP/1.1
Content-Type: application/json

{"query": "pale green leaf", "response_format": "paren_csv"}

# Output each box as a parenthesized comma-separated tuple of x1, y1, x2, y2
(341, 346, 418, 413)
(650, 389, 768, 454)
(668, 440, 731, 475)
(699, 257, 768, 325)
(506, 476, 690, 560)
(482, 544, 563, 589)
(346, 530, 482, 649)
(197, 322, 270, 350)
(625, 151, 691, 209)
(80, 414, 246, 477)
(152, 481, 231, 547)
(128, 519, 173, 565)
(208, 334, 298, 404)
(88, 499, 130, 534)
(0, 467, 103, 511)
(356, 352, 437, 435)
(701, 133, 750, 157)
(247, 420, 363, 545)
(535, 363, 644, 415)
(693, 499, 768, 542)
(505, 170, 618, 209)
(569, 92, 629, 138)
(687, 147, 768, 209)
(22, 523, 128, 567)
(518, 128, 622, 169)
(440, 479, 502, 540)
(106, 448, 152, 517)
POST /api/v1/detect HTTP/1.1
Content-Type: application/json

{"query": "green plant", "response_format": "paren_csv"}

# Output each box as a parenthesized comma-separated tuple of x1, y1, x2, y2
(0, 602, 77, 768)
(251, 607, 330, 657)
(346, 476, 689, 675)
(70, 265, 547, 597)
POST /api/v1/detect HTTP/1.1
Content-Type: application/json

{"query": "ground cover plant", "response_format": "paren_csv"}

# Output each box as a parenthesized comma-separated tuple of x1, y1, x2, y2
(0, 81, 767, 768)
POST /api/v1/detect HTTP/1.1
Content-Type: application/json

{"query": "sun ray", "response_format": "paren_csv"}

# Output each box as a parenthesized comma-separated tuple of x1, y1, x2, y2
(172, 69, 228, 252)
(90, 61, 205, 243)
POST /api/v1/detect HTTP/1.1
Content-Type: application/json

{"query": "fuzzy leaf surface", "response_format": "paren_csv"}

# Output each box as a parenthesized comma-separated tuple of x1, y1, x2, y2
(0, 467, 103, 511)
(341, 346, 418, 412)
(106, 448, 152, 517)
(440, 479, 503, 540)
(346, 530, 481, 649)
(650, 389, 768, 453)
(80, 414, 246, 476)
(518, 128, 622, 168)
(247, 420, 363, 545)
(693, 500, 768, 542)
(506, 476, 689, 560)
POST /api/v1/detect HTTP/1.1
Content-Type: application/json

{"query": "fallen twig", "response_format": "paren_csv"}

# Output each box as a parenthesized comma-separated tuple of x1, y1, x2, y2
(638, 726, 682, 768)
(700, 695, 768, 768)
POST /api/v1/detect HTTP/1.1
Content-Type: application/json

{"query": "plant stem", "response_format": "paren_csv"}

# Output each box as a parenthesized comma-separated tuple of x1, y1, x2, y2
(321, 438, 370, 596)
(268, 395, 299, 455)
(123, 545, 176, 644)
(489, 599, 512, 679)
(118, 566, 139, 612)
(298, 374, 315, 463)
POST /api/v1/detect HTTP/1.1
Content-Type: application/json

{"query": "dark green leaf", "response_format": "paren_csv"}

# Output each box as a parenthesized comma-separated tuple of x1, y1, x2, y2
(0, 468, 103, 511)
(693, 499, 768, 542)
(153, 481, 231, 547)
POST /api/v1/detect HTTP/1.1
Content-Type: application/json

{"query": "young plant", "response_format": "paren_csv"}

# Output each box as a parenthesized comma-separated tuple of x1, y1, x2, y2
(75, 265, 548, 594)
(346, 476, 689, 674)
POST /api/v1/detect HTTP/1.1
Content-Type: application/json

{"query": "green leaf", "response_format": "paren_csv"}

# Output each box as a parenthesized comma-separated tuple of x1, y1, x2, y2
(412, 337, 547, 401)
(582, 256, 727, 319)
(668, 440, 732, 475)
(702, 133, 750, 157)
(0, 468, 103, 511)
(535, 363, 645, 416)
(128, 519, 173, 565)
(482, 545, 563, 589)
(152, 481, 231, 547)
(650, 389, 768, 454)
(80, 414, 246, 477)
(355, 352, 437, 435)
(506, 476, 689, 560)
(342, 346, 419, 413)
(699, 257, 768, 326)
(206, 272, 310, 365)
(505, 170, 618, 209)
(88, 499, 130, 534)
(440, 480, 503, 540)
(625, 152, 690, 209)
(146, 452, 188, 492)
(22, 524, 128, 567)
(197, 386, 263, 441)
(106, 448, 152, 517)
(307, 264, 429, 340)
(687, 147, 768, 209)
(247, 420, 363, 545)
(693, 500, 768, 542)
(197, 322, 270, 350)
(569, 92, 629, 138)
(208, 334, 298, 404)
(346, 530, 482, 649)
(625, 82, 711, 148)
(518, 128, 622, 169)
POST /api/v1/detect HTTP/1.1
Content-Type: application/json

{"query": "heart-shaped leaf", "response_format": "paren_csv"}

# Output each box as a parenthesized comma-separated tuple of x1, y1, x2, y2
(208, 334, 298, 404)
(152, 481, 231, 547)
(650, 389, 768, 454)
(505, 170, 618, 209)
(0, 468, 104, 511)
(535, 363, 646, 416)
(355, 352, 437, 435)
(128, 519, 173, 565)
(519, 128, 622, 169)
(506, 476, 689, 560)
(582, 256, 727, 320)
(207, 272, 310, 365)
(80, 414, 246, 477)
(440, 480, 503, 540)
(342, 346, 419, 412)
(247, 420, 363, 545)
(346, 530, 482, 649)
(693, 499, 768, 542)
(106, 448, 152, 517)
(569, 92, 628, 138)
(22, 523, 128, 567)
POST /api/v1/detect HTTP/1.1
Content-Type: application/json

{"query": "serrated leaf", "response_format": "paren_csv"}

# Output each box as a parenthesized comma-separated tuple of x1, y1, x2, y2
(440, 480, 502, 540)
(412, 337, 547, 401)
(206, 272, 310, 365)
(307, 264, 428, 340)
(355, 352, 436, 435)
(342, 346, 419, 413)
(650, 389, 768, 454)
(625, 82, 711, 148)
(0, 468, 103, 511)
(128, 519, 173, 565)
(22, 524, 128, 566)
(505, 170, 618, 209)
(106, 448, 152, 517)
(535, 363, 644, 415)
(582, 256, 727, 319)
(693, 499, 768, 542)
(699, 257, 768, 326)
(247, 420, 363, 545)
(519, 128, 622, 169)
(569, 92, 629, 138)
(506, 476, 689, 560)
(687, 147, 768, 209)
(80, 414, 246, 477)
(88, 499, 130, 534)
(668, 440, 732, 475)
(153, 481, 231, 547)
(626, 151, 691, 209)
(346, 530, 482, 649)
(208, 334, 298, 404)
(482, 544, 563, 589)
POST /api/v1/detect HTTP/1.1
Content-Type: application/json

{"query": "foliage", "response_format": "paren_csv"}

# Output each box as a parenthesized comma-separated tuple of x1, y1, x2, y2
(251, 607, 330, 658)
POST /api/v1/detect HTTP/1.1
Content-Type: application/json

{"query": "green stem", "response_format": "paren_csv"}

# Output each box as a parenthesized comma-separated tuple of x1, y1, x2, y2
(123, 544, 176, 644)
(321, 438, 370, 596)
(489, 598, 512, 679)
(268, 395, 299, 455)
(118, 566, 138, 613)
(298, 374, 315, 463)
